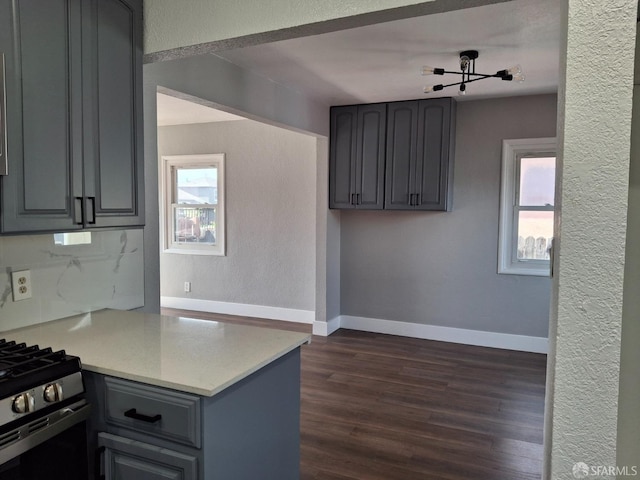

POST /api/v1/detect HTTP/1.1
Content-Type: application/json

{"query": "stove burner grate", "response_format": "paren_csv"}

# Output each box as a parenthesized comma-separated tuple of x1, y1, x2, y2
(0, 340, 81, 399)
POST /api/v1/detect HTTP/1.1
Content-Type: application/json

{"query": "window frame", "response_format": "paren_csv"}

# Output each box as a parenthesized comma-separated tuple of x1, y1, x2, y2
(498, 138, 556, 276)
(161, 154, 226, 256)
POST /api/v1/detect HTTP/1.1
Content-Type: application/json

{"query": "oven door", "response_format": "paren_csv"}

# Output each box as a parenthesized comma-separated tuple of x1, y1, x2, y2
(0, 400, 90, 480)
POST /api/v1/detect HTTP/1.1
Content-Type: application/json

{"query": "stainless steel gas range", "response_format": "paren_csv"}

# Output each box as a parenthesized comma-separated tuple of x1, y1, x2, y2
(0, 339, 90, 479)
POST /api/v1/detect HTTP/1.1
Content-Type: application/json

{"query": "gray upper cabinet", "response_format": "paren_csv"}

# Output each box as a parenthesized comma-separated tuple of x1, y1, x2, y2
(329, 98, 455, 211)
(386, 98, 456, 211)
(0, 0, 144, 234)
(329, 104, 386, 209)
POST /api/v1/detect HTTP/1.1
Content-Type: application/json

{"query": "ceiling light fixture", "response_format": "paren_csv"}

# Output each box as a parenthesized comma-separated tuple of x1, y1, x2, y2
(422, 50, 524, 96)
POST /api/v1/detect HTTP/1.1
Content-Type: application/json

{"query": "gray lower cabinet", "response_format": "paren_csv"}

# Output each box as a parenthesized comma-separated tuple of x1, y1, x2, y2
(87, 348, 302, 480)
(0, 0, 144, 234)
(99, 433, 197, 480)
(329, 104, 386, 209)
(329, 98, 456, 211)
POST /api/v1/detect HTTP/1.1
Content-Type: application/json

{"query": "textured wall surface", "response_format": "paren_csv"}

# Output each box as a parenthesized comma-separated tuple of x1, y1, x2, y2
(617, 27, 640, 471)
(618, 81, 640, 471)
(0, 229, 144, 331)
(544, 1, 637, 478)
(158, 120, 317, 311)
(144, 0, 509, 57)
(340, 94, 556, 337)
(144, 0, 424, 53)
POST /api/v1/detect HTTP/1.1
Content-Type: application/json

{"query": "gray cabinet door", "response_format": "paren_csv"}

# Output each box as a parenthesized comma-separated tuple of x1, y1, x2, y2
(83, 0, 144, 228)
(0, 0, 143, 234)
(355, 104, 386, 209)
(385, 98, 455, 211)
(329, 104, 385, 209)
(99, 432, 198, 480)
(0, 0, 84, 233)
(385, 101, 418, 209)
(329, 106, 357, 208)
(415, 98, 455, 211)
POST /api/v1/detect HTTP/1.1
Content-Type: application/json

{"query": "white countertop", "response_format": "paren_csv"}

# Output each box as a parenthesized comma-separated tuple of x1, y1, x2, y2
(3, 309, 311, 397)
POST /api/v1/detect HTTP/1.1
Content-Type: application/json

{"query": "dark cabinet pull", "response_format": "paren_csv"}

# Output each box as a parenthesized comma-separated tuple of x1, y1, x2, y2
(350, 193, 356, 205)
(356, 193, 361, 205)
(124, 408, 162, 423)
(95, 445, 105, 480)
(74, 197, 84, 224)
(414, 193, 421, 206)
(86, 196, 96, 224)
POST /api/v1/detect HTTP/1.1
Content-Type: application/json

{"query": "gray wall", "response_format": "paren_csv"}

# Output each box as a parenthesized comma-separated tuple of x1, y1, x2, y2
(340, 94, 556, 338)
(142, 54, 331, 313)
(158, 120, 317, 311)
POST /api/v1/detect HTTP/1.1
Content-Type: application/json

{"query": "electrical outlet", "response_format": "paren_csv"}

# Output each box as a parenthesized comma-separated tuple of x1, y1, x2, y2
(11, 270, 32, 301)
(184, 281, 191, 293)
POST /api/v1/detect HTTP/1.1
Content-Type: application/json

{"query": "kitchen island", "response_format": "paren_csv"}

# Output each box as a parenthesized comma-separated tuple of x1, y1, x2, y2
(4, 308, 311, 480)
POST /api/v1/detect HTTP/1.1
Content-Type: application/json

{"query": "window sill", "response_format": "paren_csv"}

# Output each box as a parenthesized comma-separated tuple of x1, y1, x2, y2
(498, 265, 550, 277)
(163, 247, 225, 256)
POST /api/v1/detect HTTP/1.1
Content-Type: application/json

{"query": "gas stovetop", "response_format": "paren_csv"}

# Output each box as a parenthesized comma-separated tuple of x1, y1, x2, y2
(0, 340, 84, 430)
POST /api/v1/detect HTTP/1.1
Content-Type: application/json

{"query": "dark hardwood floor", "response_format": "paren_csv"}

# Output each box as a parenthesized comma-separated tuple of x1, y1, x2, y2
(162, 308, 546, 479)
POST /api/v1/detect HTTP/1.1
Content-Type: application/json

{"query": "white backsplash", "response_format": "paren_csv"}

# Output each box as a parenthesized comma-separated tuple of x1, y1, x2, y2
(0, 229, 144, 332)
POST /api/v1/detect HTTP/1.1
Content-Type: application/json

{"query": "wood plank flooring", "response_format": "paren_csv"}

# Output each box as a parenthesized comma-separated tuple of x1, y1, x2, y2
(161, 308, 546, 479)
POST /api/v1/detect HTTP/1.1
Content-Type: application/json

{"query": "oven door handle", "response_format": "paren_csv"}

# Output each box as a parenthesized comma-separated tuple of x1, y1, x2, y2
(124, 408, 162, 423)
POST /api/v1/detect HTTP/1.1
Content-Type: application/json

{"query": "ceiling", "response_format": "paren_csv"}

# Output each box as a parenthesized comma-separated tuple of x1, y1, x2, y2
(157, 0, 561, 124)
(157, 93, 246, 126)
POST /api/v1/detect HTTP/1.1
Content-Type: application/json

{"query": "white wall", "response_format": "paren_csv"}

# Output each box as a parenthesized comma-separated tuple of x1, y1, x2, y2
(543, 1, 636, 477)
(340, 94, 555, 339)
(616, 26, 640, 470)
(158, 120, 317, 315)
(143, 0, 507, 59)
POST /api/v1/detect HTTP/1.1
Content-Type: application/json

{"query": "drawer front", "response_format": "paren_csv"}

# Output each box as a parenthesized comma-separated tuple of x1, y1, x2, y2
(104, 377, 201, 448)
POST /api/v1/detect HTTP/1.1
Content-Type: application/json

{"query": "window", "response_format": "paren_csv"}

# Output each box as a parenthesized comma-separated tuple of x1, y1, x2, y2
(498, 138, 556, 276)
(162, 154, 225, 255)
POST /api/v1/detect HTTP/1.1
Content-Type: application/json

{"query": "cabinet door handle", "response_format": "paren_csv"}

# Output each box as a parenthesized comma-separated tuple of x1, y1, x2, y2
(351, 193, 356, 205)
(408, 193, 415, 206)
(74, 197, 84, 224)
(124, 408, 162, 423)
(414, 193, 421, 206)
(95, 445, 105, 480)
(356, 193, 361, 205)
(0, 53, 7, 176)
(86, 196, 96, 224)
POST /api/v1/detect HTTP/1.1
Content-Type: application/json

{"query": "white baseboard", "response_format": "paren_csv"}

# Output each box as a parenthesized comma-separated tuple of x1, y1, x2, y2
(160, 298, 547, 353)
(160, 297, 314, 324)
(313, 315, 341, 336)
(339, 315, 548, 353)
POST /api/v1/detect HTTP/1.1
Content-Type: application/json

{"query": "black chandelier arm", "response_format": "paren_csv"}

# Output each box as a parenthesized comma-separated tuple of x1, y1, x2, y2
(435, 69, 508, 79)
(429, 72, 513, 92)
(440, 74, 509, 89)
